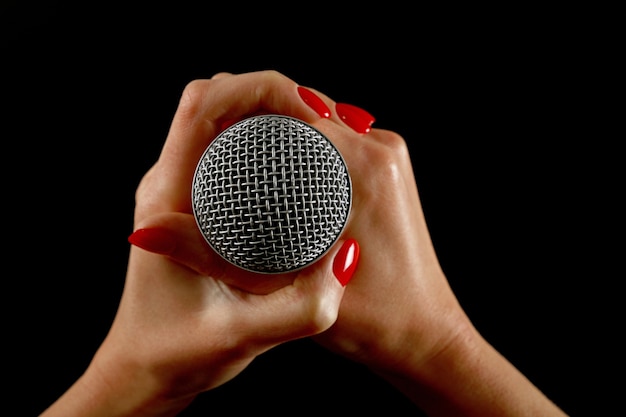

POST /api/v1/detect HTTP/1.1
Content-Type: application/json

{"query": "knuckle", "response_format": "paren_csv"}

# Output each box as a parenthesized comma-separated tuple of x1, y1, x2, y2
(258, 69, 287, 82)
(363, 131, 411, 182)
(178, 79, 210, 115)
(378, 129, 410, 159)
(368, 147, 403, 183)
(304, 297, 339, 334)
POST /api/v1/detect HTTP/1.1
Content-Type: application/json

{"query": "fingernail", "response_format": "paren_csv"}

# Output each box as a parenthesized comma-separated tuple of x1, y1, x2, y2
(335, 103, 375, 134)
(298, 86, 331, 118)
(333, 239, 360, 286)
(128, 228, 176, 255)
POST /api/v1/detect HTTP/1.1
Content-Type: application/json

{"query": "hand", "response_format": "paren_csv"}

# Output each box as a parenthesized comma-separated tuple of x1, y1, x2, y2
(41, 70, 568, 417)
(125, 71, 567, 416)
(40, 71, 357, 417)
(135, 70, 479, 414)
(287, 78, 569, 416)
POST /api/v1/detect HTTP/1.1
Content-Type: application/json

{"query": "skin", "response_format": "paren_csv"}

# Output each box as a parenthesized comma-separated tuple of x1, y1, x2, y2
(40, 70, 568, 417)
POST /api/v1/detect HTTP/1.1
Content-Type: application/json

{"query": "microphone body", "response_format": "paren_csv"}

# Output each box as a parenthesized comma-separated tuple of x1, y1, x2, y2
(192, 115, 352, 274)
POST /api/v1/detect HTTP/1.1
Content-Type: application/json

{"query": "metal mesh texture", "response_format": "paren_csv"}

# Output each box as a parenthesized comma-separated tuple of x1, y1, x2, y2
(192, 115, 352, 273)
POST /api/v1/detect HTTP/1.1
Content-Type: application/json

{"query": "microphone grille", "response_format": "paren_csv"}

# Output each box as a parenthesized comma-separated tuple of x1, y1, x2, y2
(192, 115, 352, 274)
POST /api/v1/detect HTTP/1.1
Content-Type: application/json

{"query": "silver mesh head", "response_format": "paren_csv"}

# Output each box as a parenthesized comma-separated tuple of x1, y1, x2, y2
(192, 115, 352, 274)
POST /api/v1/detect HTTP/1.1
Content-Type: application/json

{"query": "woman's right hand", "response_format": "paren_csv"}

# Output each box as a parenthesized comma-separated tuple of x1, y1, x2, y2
(302, 85, 568, 416)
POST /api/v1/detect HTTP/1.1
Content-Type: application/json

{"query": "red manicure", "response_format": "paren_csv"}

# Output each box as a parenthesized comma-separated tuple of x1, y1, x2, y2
(335, 103, 375, 134)
(298, 86, 331, 118)
(128, 228, 176, 255)
(333, 239, 360, 286)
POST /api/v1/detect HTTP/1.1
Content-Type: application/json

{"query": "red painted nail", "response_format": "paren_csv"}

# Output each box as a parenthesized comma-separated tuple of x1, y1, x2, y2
(298, 86, 331, 118)
(333, 239, 359, 286)
(128, 228, 176, 255)
(335, 103, 375, 134)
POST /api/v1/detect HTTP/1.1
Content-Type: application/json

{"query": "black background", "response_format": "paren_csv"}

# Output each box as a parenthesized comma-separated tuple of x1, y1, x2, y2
(2, 3, 620, 416)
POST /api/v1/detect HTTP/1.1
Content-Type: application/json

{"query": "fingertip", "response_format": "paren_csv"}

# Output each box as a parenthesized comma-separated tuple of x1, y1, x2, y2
(128, 228, 177, 255)
(332, 238, 360, 286)
(297, 86, 331, 119)
(335, 103, 376, 134)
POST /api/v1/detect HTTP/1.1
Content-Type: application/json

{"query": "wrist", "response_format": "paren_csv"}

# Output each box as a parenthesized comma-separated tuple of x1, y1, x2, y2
(374, 320, 567, 416)
(40, 347, 196, 417)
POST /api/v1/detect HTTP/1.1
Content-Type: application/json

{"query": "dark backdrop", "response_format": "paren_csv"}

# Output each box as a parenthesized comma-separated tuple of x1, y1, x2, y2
(3, 3, 619, 416)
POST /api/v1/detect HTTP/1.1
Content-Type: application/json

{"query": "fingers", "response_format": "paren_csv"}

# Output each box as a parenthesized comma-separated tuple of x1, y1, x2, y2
(232, 238, 358, 346)
(137, 70, 340, 217)
(129, 210, 360, 295)
(128, 212, 295, 293)
(128, 212, 360, 346)
(139, 70, 393, 221)
(129, 212, 225, 275)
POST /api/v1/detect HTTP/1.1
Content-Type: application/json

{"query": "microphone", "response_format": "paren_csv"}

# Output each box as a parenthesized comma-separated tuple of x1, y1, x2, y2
(192, 114, 352, 274)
